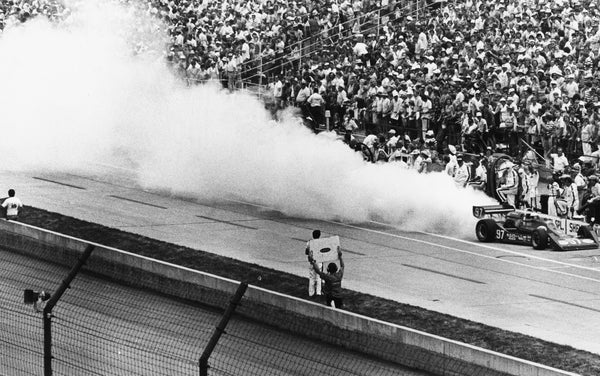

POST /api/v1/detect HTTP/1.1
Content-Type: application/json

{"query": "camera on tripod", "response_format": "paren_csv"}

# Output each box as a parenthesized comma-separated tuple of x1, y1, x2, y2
(24, 289, 51, 311)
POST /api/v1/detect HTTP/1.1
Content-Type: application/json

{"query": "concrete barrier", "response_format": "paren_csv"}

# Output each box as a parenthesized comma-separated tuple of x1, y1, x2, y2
(0, 219, 579, 376)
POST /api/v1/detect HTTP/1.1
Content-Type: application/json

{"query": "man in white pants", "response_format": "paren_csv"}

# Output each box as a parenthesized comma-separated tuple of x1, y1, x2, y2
(305, 230, 322, 297)
(497, 162, 519, 206)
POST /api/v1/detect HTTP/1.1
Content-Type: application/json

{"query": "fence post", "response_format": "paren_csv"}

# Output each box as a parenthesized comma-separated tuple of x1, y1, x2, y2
(199, 282, 248, 376)
(43, 312, 52, 376)
(43, 245, 95, 376)
(258, 42, 263, 88)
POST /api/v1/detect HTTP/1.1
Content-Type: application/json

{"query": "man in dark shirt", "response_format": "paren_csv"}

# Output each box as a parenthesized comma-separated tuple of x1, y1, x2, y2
(309, 248, 344, 309)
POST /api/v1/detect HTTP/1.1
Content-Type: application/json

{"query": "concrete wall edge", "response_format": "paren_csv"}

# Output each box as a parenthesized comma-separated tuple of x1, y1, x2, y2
(0, 219, 579, 376)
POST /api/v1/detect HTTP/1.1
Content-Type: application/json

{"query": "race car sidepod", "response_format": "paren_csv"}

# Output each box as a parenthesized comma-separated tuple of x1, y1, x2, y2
(546, 225, 600, 251)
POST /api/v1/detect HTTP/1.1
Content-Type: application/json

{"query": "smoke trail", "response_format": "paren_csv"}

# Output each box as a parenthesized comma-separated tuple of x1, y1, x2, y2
(0, 0, 493, 236)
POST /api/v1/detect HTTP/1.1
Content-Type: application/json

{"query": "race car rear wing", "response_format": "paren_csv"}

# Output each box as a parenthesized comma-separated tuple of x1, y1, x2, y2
(473, 204, 515, 219)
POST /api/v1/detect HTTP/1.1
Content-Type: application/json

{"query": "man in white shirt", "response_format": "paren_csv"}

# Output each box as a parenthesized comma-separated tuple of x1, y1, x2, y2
(550, 148, 569, 174)
(273, 76, 283, 109)
(305, 230, 322, 297)
(353, 36, 369, 63)
(307, 88, 325, 129)
(2, 189, 23, 220)
(295, 82, 311, 116)
(563, 75, 579, 98)
(452, 155, 471, 187)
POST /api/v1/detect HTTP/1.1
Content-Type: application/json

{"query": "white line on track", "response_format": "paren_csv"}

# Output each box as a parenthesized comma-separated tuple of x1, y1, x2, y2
(226, 199, 600, 284)
(422, 230, 600, 273)
(84, 163, 600, 284)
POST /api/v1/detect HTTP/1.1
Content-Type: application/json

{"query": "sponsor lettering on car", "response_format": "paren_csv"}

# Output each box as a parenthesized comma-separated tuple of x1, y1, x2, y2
(496, 229, 531, 242)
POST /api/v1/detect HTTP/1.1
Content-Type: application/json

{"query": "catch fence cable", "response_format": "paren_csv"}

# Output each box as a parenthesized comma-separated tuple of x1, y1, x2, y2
(1, 247, 429, 376)
(0, 249, 64, 376)
(207, 307, 417, 376)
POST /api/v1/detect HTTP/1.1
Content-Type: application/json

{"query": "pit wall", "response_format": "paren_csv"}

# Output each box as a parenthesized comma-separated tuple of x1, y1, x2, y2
(0, 219, 579, 376)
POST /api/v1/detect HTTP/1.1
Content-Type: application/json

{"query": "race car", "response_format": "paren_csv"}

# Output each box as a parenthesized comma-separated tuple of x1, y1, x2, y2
(473, 204, 599, 251)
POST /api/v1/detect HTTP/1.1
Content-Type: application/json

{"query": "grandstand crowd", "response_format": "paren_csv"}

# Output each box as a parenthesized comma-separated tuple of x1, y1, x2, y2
(4, 0, 600, 217)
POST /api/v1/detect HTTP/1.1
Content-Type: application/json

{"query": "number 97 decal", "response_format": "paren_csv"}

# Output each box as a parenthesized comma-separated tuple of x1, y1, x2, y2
(496, 229, 505, 239)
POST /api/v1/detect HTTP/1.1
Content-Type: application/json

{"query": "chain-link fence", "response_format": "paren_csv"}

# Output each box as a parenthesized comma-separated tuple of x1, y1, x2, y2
(209, 317, 416, 376)
(0, 247, 427, 376)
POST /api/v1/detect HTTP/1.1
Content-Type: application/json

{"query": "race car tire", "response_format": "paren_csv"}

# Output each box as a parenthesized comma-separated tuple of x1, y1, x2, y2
(355, 143, 374, 163)
(475, 219, 496, 242)
(531, 228, 548, 250)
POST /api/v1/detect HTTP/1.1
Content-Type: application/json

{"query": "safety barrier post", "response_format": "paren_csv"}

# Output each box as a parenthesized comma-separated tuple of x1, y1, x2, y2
(43, 245, 95, 376)
(199, 282, 248, 376)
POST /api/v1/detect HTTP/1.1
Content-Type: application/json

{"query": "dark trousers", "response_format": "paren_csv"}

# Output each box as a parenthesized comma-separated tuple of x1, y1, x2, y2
(325, 295, 343, 309)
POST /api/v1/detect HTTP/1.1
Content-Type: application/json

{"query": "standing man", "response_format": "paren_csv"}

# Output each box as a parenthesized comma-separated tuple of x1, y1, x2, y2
(305, 230, 322, 297)
(307, 88, 325, 130)
(224, 54, 238, 92)
(497, 162, 519, 207)
(452, 154, 471, 187)
(309, 248, 344, 309)
(295, 81, 311, 117)
(2, 189, 22, 220)
(550, 147, 569, 176)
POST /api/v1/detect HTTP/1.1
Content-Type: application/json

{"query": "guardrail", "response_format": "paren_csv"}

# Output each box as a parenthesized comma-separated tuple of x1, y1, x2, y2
(0, 219, 580, 376)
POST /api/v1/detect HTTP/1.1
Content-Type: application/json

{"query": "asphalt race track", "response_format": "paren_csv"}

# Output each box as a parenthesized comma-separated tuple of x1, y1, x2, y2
(1, 166, 600, 355)
(0, 249, 429, 376)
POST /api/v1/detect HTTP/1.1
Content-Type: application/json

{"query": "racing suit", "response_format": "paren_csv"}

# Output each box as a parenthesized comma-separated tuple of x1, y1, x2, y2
(497, 168, 519, 206)
(466, 164, 487, 190)
(562, 183, 579, 219)
(453, 163, 471, 187)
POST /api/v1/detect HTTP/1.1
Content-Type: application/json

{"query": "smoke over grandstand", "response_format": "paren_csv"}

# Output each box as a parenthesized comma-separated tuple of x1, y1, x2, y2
(0, 0, 492, 235)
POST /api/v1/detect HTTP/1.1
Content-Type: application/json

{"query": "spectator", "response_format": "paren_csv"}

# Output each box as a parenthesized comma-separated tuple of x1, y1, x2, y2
(14, 0, 600, 212)
(306, 87, 325, 130)
(550, 147, 569, 175)
(342, 113, 358, 133)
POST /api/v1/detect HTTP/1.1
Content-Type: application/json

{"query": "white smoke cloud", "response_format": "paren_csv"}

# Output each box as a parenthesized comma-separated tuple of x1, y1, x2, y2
(0, 0, 493, 236)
